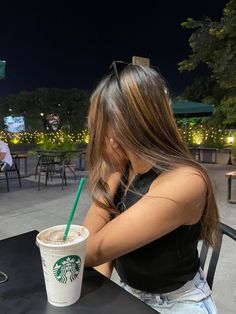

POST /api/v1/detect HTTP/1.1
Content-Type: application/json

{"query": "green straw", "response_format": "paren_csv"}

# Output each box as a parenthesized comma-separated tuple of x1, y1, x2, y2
(63, 177, 86, 241)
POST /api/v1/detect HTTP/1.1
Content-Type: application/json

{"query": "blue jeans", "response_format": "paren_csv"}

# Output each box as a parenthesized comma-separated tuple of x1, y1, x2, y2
(120, 269, 217, 313)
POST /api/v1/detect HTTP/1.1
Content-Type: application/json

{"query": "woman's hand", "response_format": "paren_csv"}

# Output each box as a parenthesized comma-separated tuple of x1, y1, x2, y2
(104, 137, 128, 174)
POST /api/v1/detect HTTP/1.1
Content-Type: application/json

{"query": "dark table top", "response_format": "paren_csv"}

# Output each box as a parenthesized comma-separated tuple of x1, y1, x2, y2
(0, 231, 158, 314)
(11, 153, 28, 157)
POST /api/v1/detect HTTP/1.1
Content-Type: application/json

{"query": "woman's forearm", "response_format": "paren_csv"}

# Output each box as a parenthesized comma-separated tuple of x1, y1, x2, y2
(93, 261, 114, 278)
(83, 172, 123, 267)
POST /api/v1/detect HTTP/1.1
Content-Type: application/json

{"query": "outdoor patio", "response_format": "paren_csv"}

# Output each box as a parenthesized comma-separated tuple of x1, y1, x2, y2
(0, 161, 236, 314)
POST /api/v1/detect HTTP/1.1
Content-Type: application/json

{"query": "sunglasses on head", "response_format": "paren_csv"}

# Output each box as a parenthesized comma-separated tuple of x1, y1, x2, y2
(109, 58, 152, 90)
(109, 61, 130, 90)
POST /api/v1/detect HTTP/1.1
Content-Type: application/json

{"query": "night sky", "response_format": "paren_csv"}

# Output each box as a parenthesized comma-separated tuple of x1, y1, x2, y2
(0, 0, 229, 97)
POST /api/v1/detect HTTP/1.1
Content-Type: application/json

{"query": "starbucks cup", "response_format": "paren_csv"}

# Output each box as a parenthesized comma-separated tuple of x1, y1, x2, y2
(36, 225, 89, 307)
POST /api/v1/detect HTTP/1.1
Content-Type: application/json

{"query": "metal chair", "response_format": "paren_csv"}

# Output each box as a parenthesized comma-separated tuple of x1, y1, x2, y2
(37, 152, 67, 190)
(199, 222, 236, 289)
(64, 155, 76, 180)
(1, 158, 22, 192)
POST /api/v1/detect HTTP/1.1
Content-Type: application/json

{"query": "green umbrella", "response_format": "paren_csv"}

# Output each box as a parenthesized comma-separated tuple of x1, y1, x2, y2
(171, 99, 214, 117)
(0, 60, 6, 80)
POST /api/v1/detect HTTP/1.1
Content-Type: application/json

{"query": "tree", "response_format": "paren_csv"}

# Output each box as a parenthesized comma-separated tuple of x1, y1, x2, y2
(0, 88, 90, 131)
(178, 0, 236, 125)
(180, 76, 227, 126)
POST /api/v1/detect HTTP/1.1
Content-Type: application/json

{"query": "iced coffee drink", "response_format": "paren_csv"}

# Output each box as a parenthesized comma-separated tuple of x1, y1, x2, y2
(36, 225, 89, 307)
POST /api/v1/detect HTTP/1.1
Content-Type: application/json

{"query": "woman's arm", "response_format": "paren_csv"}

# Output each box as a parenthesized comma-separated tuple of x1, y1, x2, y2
(83, 171, 122, 275)
(94, 262, 114, 278)
(84, 167, 207, 267)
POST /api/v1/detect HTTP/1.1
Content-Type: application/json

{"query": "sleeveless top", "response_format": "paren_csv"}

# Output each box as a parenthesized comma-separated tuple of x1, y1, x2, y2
(114, 167, 201, 293)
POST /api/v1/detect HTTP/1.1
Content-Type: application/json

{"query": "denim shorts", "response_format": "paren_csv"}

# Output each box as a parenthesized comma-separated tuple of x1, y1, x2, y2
(120, 269, 217, 314)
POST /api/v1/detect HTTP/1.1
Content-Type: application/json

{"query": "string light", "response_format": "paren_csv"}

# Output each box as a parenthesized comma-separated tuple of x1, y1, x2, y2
(0, 130, 89, 145)
(0, 128, 234, 149)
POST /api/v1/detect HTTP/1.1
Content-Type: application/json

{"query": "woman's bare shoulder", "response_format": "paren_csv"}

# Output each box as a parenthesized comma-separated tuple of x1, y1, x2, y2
(154, 165, 205, 182)
(150, 165, 207, 200)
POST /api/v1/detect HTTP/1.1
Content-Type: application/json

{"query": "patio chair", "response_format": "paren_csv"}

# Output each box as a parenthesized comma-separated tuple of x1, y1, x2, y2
(199, 222, 236, 289)
(37, 153, 67, 190)
(64, 155, 76, 180)
(1, 158, 22, 192)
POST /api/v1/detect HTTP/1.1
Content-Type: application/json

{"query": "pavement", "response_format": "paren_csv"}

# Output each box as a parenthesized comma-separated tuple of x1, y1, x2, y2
(0, 156, 236, 313)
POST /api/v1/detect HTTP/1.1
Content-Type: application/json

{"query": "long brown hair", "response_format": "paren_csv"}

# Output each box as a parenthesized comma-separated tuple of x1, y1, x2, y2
(87, 64, 219, 247)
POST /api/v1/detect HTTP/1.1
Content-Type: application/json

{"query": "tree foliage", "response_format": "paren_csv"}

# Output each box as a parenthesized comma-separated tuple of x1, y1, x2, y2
(0, 88, 90, 131)
(178, 0, 236, 125)
(180, 76, 227, 126)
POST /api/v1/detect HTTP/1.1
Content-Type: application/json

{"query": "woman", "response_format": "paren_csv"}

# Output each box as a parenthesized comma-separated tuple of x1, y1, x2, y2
(83, 62, 219, 313)
(0, 140, 13, 171)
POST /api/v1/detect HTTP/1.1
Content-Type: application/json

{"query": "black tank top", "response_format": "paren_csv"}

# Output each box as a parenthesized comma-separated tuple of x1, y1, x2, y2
(114, 167, 201, 293)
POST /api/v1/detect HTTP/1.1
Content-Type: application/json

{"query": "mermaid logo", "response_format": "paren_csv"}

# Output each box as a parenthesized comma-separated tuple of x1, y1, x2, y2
(53, 255, 81, 284)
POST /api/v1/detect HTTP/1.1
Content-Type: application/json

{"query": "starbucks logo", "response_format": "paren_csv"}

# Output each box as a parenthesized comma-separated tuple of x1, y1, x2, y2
(53, 255, 81, 284)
